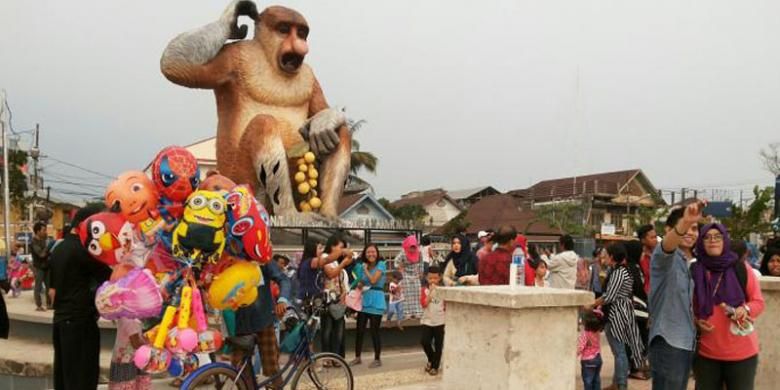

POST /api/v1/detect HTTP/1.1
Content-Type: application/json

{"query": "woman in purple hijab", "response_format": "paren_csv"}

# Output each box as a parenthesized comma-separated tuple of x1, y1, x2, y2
(690, 223, 765, 390)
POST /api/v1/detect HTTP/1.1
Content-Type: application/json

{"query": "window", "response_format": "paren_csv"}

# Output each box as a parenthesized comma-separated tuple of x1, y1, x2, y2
(357, 205, 370, 215)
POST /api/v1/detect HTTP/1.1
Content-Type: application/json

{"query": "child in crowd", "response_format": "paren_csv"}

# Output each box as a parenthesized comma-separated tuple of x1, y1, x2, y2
(533, 259, 549, 287)
(578, 309, 604, 390)
(9, 255, 33, 297)
(107, 265, 151, 390)
(386, 272, 405, 330)
(420, 266, 445, 376)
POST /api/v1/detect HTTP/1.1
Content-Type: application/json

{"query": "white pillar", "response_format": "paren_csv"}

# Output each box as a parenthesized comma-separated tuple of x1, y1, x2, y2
(438, 285, 593, 390)
(756, 277, 780, 389)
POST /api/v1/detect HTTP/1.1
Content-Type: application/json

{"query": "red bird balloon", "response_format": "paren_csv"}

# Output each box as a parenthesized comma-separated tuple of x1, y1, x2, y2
(79, 212, 135, 266)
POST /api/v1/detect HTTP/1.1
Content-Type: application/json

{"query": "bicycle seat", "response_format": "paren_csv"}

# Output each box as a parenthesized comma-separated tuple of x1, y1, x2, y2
(226, 335, 256, 352)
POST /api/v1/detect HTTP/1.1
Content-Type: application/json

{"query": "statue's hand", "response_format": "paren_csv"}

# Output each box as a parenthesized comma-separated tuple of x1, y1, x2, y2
(299, 107, 346, 156)
(220, 0, 258, 40)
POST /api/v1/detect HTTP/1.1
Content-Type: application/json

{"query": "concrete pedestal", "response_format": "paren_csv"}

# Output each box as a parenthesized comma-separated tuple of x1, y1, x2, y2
(756, 277, 780, 390)
(438, 285, 593, 390)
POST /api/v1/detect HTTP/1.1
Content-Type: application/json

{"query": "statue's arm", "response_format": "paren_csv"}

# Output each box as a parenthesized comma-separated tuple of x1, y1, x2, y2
(160, 0, 257, 89)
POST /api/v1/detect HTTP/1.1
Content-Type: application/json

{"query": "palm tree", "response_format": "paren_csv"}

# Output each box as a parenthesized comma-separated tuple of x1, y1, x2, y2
(346, 119, 378, 194)
(348, 119, 378, 175)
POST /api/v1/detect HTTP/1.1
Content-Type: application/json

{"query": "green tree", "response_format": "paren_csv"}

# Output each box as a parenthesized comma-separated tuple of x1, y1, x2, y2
(533, 201, 591, 236)
(722, 186, 774, 240)
(759, 143, 780, 176)
(440, 211, 470, 236)
(348, 119, 378, 176)
(629, 192, 667, 231)
(1, 149, 29, 209)
(378, 197, 429, 224)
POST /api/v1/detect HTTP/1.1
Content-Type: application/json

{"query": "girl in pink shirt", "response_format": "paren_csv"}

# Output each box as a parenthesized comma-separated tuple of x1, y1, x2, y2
(578, 309, 604, 390)
(691, 223, 765, 390)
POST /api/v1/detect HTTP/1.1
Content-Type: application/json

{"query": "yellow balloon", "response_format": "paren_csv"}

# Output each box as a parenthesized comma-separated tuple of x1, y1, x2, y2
(298, 182, 311, 195)
(207, 261, 262, 310)
(301, 202, 313, 212)
(309, 197, 322, 209)
(304, 152, 316, 164)
(308, 179, 318, 188)
(298, 164, 308, 173)
(294, 172, 306, 183)
(308, 168, 319, 180)
(296, 158, 305, 166)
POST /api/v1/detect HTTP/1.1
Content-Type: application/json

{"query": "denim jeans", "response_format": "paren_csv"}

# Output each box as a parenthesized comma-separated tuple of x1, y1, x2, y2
(321, 312, 345, 357)
(606, 326, 629, 387)
(648, 336, 693, 390)
(581, 353, 602, 390)
(386, 301, 404, 321)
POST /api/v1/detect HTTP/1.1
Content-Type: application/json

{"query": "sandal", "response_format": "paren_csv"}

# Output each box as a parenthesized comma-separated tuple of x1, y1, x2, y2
(629, 371, 649, 380)
(425, 363, 432, 373)
(349, 357, 362, 366)
(369, 360, 382, 368)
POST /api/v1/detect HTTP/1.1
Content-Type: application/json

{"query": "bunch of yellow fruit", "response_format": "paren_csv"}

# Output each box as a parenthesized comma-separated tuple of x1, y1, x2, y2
(294, 152, 322, 212)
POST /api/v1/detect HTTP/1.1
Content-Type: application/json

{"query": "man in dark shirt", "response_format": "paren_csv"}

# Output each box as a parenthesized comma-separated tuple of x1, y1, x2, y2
(234, 260, 291, 388)
(478, 225, 517, 285)
(31, 221, 52, 311)
(49, 205, 112, 390)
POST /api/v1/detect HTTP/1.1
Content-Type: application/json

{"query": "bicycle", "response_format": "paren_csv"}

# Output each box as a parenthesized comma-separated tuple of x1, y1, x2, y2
(181, 293, 354, 389)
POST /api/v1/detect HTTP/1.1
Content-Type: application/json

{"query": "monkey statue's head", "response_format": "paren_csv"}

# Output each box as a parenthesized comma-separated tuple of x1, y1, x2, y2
(255, 6, 310, 77)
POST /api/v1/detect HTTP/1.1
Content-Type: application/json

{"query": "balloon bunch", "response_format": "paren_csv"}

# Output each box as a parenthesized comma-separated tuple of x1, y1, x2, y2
(79, 145, 276, 377)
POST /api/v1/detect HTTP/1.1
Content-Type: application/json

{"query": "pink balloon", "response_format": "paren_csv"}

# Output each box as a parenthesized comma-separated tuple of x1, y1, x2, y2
(133, 345, 172, 374)
(177, 328, 198, 353)
(96, 268, 162, 320)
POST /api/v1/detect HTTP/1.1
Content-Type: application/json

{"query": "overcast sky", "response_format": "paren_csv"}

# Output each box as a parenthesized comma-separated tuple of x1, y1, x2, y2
(1, 0, 778, 203)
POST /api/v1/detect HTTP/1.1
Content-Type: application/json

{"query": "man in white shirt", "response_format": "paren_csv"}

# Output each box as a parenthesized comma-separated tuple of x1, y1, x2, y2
(547, 235, 579, 289)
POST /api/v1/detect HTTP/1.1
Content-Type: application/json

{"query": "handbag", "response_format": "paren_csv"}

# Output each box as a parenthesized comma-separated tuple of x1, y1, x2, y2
(345, 288, 363, 312)
(327, 270, 349, 319)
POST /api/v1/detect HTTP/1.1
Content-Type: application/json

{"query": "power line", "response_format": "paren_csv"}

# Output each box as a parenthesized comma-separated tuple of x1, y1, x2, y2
(41, 167, 111, 185)
(40, 155, 114, 179)
(45, 178, 107, 190)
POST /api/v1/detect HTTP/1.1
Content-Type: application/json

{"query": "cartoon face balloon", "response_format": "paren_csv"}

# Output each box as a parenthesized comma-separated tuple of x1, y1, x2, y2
(225, 185, 272, 263)
(105, 171, 160, 224)
(79, 212, 135, 266)
(151, 146, 200, 203)
(171, 190, 228, 264)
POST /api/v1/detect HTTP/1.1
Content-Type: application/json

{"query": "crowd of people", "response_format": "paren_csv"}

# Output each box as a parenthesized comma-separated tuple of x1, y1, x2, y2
(1, 198, 780, 389)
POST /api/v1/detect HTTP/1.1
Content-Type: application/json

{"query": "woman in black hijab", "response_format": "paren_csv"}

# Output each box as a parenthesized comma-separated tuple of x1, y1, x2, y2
(443, 234, 479, 286)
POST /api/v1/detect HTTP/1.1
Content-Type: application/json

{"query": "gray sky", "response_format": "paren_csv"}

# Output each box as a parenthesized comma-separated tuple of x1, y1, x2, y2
(1, 0, 778, 203)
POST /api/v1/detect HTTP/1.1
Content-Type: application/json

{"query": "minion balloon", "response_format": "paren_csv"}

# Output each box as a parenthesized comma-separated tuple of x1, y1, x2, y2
(172, 191, 227, 264)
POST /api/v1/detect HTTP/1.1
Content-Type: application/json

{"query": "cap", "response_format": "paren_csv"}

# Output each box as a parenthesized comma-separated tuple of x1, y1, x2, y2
(478, 231, 488, 239)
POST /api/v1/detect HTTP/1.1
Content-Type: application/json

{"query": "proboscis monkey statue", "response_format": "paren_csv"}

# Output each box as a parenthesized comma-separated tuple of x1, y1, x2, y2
(161, 0, 350, 218)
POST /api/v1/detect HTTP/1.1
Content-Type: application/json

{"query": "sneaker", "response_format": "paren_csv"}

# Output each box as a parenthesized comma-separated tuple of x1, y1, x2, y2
(348, 358, 362, 366)
(369, 360, 382, 369)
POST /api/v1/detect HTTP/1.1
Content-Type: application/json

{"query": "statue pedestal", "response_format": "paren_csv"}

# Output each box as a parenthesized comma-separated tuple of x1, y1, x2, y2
(438, 286, 592, 390)
(756, 277, 780, 389)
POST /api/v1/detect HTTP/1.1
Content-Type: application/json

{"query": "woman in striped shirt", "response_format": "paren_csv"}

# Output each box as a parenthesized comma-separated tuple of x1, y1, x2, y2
(588, 243, 645, 390)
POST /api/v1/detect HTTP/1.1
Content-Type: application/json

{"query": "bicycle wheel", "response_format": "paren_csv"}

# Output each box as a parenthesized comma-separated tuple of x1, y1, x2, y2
(291, 352, 354, 390)
(181, 363, 252, 390)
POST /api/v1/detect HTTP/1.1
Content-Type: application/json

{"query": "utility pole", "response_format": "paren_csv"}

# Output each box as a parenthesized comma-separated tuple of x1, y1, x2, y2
(0, 91, 11, 262)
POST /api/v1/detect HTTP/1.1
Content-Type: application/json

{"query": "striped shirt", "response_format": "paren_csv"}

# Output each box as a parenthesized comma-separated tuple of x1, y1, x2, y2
(603, 265, 645, 367)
